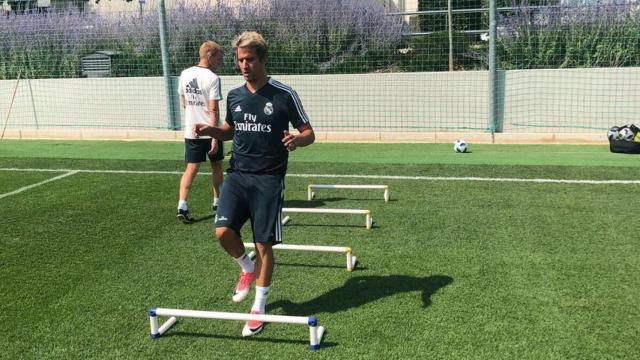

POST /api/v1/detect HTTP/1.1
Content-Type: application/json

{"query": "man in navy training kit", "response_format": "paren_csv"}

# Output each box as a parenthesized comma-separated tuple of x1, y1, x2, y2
(176, 40, 224, 224)
(194, 31, 315, 337)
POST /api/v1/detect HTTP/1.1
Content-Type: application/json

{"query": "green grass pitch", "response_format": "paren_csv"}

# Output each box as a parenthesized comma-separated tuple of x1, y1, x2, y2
(0, 140, 639, 359)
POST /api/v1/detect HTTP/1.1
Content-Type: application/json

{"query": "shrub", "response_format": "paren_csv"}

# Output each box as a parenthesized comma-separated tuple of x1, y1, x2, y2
(0, 0, 406, 79)
(498, 1, 640, 69)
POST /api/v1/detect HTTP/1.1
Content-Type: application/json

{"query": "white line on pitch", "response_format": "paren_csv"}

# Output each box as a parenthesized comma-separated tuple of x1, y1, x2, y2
(0, 170, 79, 199)
(0, 168, 639, 185)
(287, 174, 640, 185)
(0, 168, 182, 175)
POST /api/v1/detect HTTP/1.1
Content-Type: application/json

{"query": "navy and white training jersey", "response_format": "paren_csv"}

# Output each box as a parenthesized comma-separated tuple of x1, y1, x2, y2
(225, 78, 310, 175)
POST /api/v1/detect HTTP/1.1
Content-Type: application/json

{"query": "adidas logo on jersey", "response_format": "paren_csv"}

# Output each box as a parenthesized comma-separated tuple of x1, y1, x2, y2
(185, 78, 203, 95)
(234, 105, 242, 112)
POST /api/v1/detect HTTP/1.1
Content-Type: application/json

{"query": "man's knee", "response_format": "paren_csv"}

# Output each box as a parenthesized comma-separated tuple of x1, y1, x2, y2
(255, 242, 272, 250)
(215, 227, 235, 242)
(211, 161, 223, 173)
(185, 163, 200, 174)
(254, 242, 273, 256)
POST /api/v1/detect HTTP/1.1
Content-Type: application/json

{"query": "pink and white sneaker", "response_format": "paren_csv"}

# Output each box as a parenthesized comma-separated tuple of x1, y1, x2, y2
(242, 310, 264, 337)
(232, 271, 254, 303)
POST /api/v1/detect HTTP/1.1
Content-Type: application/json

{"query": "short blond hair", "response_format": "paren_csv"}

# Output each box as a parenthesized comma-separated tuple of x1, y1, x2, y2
(233, 31, 268, 62)
(199, 41, 222, 60)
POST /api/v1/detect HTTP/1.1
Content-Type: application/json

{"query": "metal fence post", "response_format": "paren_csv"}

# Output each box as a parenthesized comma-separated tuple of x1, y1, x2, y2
(158, 0, 179, 130)
(488, 0, 499, 137)
(488, 0, 505, 140)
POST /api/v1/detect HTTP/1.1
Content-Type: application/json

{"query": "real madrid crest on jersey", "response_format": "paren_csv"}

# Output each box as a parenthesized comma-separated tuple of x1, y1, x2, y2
(264, 102, 273, 115)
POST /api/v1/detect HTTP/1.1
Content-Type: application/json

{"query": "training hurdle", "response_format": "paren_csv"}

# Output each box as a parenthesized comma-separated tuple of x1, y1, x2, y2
(246, 243, 358, 271)
(282, 207, 373, 229)
(148, 307, 325, 350)
(308, 184, 389, 203)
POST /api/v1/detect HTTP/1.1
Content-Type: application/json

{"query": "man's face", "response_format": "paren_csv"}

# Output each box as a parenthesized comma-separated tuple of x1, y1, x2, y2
(208, 51, 223, 71)
(236, 47, 266, 83)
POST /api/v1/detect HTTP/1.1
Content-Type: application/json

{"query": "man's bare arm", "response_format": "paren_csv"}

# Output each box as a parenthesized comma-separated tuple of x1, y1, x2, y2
(207, 99, 220, 154)
(208, 99, 219, 127)
(194, 122, 234, 141)
(282, 123, 315, 152)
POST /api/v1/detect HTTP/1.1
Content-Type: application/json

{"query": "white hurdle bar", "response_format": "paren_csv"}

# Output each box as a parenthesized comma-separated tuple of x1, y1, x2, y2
(148, 307, 325, 350)
(307, 184, 389, 203)
(245, 243, 358, 272)
(282, 207, 373, 229)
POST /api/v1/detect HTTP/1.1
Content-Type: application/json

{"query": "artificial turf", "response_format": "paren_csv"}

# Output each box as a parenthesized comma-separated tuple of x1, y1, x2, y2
(0, 140, 638, 359)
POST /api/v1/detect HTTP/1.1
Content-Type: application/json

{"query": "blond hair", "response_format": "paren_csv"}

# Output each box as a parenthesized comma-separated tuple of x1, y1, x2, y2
(199, 41, 222, 60)
(233, 31, 268, 61)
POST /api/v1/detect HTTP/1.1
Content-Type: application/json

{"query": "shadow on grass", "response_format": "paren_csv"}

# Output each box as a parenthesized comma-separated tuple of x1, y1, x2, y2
(283, 198, 346, 208)
(162, 331, 338, 349)
(280, 222, 370, 229)
(268, 274, 453, 315)
(192, 214, 215, 223)
(274, 261, 368, 271)
(285, 197, 388, 207)
(309, 196, 396, 203)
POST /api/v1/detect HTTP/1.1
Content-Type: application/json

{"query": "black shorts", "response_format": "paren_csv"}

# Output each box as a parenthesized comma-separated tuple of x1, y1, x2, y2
(215, 172, 285, 244)
(184, 138, 224, 163)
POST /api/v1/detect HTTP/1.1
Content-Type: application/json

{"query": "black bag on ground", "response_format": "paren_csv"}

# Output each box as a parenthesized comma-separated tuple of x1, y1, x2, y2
(609, 124, 640, 154)
(610, 139, 640, 154)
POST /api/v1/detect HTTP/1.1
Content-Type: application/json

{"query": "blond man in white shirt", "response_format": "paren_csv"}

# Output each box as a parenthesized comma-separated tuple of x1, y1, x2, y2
(176, 41, 224, 223)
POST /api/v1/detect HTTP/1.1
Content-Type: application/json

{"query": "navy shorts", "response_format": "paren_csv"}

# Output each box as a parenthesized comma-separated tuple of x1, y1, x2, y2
(215, 172, 285, 244)
(184, 138, 224, 163)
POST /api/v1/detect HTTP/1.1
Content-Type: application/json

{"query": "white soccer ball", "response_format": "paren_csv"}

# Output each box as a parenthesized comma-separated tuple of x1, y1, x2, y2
(607, 126, 620, 141)
(454, 139, 468, 153)
(618, 127, 634, 141)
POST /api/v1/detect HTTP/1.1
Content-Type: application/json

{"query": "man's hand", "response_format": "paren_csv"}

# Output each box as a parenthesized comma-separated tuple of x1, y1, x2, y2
(208, 139, 218, 155)
(193, 123, 211, 138)
(282, 130, 298, 152)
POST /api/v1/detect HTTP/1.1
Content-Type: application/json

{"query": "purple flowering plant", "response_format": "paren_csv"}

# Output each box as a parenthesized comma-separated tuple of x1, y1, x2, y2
(498, 0, 640, 69)
(0, 0, 406, 79)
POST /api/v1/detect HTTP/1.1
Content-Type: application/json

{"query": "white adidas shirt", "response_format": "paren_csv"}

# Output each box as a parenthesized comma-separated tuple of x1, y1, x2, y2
(177, 66, 223, 139)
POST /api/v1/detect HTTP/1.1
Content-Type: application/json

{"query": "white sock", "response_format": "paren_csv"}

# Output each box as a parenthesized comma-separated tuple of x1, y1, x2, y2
(252, 286, 270, 313)
(234, 254, 254, 274)
(178, 200, 188, 211)
(213, 197, 219, 206)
